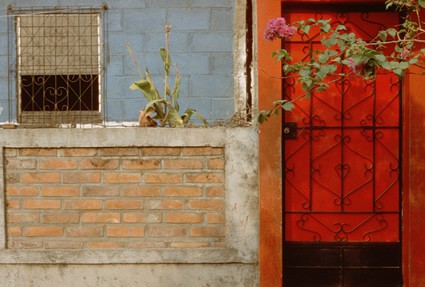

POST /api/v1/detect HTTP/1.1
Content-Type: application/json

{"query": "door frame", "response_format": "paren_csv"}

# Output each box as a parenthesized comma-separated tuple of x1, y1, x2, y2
(257, 0, 423, 286)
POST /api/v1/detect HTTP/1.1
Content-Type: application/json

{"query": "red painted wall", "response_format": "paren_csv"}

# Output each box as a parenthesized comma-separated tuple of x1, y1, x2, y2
(258, 1, 283, 286)
(258, 1, 425, 286)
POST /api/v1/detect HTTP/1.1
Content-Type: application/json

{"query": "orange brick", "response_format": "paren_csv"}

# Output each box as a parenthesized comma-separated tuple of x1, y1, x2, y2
(63, 172, 101, 183)
(170, 242, 210, 248)
(6, 173, 20, 184)
(5, 159, 36, 169)
(42, 213, 80, 224)
(7, 212, 40, 223)
(21, 172, 61, 183)
(207, 158, 225, 169)
(23, 200, 61, 209)
(143, 173, 183, 183)
(106, 226, 144, 237)
(19, 148, 57, 156)
(81, 212, 120, 223)
(122, 186, 161, 197)
(185, 173, 224, 183)
(45, 241, 84, 249)
(122, 159, 161, 170)
(122, 212, 161, 223)
(80, 159, 119, 170)
(7, 226, 22, 237)
(146, 200, 185, 210)
(41, 186, 80, 197)
(163, 159, 203, 169)
(105, 200, 143, 210)
(142, 147, 180, 156)
(8, 240, 43, 249)
(189, 199, 225, 211)
(104, 173, 141, 183)
(190, 227, 225, 237)
(100, 147, 139, 156)
(146, 226, 185, 237)
(25, 226, 63, 237)
(6, 199, 21, 210)
(6, 186, 38, 197)
(165, 213, 204, 223)
(86, 241, 125, 249)
(59, 148, 98, 157)
(64, 200, 102, 210)
(206, 186, 225, 197)
(39, 159, 78, 170)
(82, 186, 120, 197)
(181, 147, 223, 156)
(163, 186, 202, 197)
(207, 213, 225, 224)
(65, 226, 103, 237)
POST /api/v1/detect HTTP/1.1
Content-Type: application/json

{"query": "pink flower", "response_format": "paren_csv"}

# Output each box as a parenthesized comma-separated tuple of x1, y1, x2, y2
(346, 58, 356, 72)
(264, 17, 296, 41)
(400, 47, 409, 60)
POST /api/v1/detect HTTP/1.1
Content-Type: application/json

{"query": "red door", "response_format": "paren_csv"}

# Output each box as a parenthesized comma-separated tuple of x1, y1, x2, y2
(282, 4, 402, 286)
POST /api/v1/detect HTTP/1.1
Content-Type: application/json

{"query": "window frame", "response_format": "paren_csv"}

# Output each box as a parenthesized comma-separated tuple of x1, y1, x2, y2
(8, 5, 107, 127)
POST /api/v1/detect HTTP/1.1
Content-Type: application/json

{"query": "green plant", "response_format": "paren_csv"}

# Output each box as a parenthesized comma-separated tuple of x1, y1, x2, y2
(128, 25, 208, 127)
(258, 0, 425, 124)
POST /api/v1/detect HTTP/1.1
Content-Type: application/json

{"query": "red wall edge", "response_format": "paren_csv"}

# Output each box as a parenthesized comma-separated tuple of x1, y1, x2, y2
(258, 1, 283, 286)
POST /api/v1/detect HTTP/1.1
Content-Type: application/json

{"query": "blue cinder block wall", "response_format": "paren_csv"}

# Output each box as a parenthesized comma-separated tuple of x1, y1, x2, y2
(0, 0, 235, 123)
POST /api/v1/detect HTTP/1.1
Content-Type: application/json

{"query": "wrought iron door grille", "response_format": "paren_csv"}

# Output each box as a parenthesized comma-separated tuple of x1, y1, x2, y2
(8, 6, 107, 127)
(282, 9, 402, 243)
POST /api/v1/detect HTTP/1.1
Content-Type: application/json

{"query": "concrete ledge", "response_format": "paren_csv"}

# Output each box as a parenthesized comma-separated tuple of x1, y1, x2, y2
(0, 263, 259, 287)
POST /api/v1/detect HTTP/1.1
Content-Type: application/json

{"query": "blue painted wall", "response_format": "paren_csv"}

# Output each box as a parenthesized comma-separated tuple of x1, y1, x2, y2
(0, 0, 235, 123)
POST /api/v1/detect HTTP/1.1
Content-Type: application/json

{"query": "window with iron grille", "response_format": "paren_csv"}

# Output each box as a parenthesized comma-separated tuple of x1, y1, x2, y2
(11, 7, 106, 127)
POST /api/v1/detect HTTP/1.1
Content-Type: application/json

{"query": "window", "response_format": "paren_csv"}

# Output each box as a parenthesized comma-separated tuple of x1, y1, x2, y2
(11, 7, 105, 126)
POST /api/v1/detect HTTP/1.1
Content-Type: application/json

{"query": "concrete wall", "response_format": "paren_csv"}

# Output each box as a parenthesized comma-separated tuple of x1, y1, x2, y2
(0, 127, 259, 286)
(0, 0, 240, 123)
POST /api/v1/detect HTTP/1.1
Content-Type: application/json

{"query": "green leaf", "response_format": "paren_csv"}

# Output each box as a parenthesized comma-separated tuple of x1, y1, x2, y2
(318, 53, 329, 63)
(322, 33, 338, 48)
(171, 73, 181, 110)
(283, 64, 293, 74)
(299, 68, 311, 77)
(130, 80, 151, 92)
(282, 102, 295, 111)
(335, 25, 347, 31)
(399, 61, 410, 70)
(393, 68, 404, 77)
(409, 56, 419, 65)
(387, 28, 397, 38)
(378, 31, 387, 42)
(181, 108, 209, 127)
(160, 48, 171, 76)
(316, 86, 327, 92)
(337, 40, 346, 52)
(419, 0, 425, 8)
(301, 25, 311, 35)
(319, 22, 331, 33)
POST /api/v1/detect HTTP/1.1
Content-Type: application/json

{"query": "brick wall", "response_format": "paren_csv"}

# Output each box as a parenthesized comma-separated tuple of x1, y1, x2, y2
(5, 146, 226, 249)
